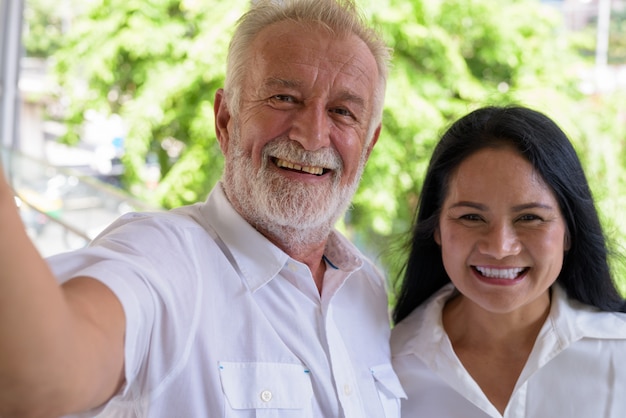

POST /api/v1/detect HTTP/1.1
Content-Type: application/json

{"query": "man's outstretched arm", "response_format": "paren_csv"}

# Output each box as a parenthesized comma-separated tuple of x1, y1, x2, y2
(0, 168, 125, 417)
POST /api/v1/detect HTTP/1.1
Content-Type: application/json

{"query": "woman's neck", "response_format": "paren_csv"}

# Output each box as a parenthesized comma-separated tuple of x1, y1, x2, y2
(442, 290, 551, 414)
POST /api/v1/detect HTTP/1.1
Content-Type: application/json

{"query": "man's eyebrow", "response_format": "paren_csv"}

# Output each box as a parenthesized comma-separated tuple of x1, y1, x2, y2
(262, 77, 302, 90)
(261, 78, 366, 109)
(336, 91, 365, 109)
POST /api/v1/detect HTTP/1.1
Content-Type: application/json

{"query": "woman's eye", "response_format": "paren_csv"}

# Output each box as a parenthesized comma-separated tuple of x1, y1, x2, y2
(518, 214, 542, 222)
(460, 214, 482, 222)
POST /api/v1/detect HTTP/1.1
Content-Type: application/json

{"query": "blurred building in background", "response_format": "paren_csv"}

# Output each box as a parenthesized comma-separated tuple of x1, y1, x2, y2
(2, 0, 625, 256)
(1, 0, 156, 257)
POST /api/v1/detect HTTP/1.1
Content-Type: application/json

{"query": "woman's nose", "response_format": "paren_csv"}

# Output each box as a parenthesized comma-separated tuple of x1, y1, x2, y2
(478, 222, 522, 259)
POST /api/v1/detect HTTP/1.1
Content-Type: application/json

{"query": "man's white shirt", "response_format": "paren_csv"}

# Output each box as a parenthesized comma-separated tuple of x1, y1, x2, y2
(50, 183, 405, 417)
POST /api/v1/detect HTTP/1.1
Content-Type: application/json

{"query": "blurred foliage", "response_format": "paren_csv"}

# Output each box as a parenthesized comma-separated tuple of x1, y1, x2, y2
(22, 0, 74, 57)
(48, 0, 244, 207)
(610, 10, 626, 63)
(569, 7, 626, 64)
(25, 0, 626, 296)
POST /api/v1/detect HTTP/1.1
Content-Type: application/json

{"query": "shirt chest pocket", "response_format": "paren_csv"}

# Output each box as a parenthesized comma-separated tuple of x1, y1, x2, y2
(370, 363, 407, 418)
(219, 361, 314, 418)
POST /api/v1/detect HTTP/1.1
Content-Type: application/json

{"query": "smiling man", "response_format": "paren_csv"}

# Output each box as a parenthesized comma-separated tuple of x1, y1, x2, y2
(216, 16, 382, 292)
(0, 1, 406, 417)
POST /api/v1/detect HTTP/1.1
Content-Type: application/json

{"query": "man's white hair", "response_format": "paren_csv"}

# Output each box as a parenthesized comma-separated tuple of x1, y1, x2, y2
(224, 0, 392, 146)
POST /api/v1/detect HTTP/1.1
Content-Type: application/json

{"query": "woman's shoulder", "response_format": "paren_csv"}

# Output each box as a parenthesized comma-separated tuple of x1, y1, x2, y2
(552, 285, 626, 340)
(391, 284, 456, 356)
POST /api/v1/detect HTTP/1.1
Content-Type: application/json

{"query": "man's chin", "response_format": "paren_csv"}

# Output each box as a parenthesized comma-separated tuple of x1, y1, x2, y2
(223, 166, 357, 242)
(256, 215, 337, 250)
(256, 210, 337, 233)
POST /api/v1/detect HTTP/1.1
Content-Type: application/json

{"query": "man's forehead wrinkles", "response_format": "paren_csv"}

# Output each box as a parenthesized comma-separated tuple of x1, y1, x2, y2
(261, 72, 367, 98)
(263, 77, 303, 89)
(263, 44, 371, 77)
(334, 90, 365, 108)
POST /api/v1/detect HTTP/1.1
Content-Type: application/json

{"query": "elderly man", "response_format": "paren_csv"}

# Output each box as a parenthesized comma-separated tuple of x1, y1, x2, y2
(0, 0, 405, 416)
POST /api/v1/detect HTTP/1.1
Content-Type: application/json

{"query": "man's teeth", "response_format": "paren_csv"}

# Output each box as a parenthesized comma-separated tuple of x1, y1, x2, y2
(475, 266, 525, 280)
(276, 159, 324, 175)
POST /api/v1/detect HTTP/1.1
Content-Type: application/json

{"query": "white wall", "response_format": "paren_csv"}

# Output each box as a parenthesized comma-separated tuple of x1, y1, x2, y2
(0, 0, 24, 150)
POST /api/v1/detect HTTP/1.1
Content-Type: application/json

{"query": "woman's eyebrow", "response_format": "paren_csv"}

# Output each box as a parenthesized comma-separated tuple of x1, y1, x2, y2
(511, 202, 556, 212)
(449, 201, 486, 211)
(448, 202, 555, 211)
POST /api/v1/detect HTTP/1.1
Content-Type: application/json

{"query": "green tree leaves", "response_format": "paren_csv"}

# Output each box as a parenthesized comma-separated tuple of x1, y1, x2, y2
(46, 0, 626, 293)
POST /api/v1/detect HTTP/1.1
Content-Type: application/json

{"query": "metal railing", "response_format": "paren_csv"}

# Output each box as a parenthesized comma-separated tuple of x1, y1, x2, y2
(2, 146, 159, 257)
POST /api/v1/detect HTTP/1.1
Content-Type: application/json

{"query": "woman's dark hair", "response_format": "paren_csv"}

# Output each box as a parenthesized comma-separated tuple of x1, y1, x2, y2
(393, 105, 626, 324)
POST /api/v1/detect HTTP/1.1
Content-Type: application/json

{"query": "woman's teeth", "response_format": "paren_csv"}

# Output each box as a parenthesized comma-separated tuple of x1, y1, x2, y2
(475, 266, 525, 280)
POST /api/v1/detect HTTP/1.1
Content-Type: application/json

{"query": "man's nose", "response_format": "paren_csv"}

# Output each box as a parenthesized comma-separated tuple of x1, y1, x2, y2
(288, 103, 330, 150)
(478, 222, 522, 259)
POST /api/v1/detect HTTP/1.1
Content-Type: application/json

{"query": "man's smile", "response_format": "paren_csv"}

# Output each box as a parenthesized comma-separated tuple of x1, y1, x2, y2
(273, 157, 329, 176)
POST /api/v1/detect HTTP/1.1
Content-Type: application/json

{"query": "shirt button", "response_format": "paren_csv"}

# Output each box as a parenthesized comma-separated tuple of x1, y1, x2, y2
(260, 390, 272, 402)
(343, 384, 352, 396)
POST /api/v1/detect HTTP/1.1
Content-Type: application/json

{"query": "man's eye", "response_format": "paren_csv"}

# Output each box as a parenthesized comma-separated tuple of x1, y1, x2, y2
(331, 108, 354, 118)
(272, 95, 295, 103)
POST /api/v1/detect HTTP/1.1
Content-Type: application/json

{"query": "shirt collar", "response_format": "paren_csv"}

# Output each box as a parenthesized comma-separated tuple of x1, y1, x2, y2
(322, 229, 363, 273)
(391, 283, 455, 361)
(520, 284, 626, 381)
(547, 284, 626, 342)
(201, 182, 366, 292)
(202, 183, 288, 292)
(391, 282, 626, 414)
(392, 282, 626, 360)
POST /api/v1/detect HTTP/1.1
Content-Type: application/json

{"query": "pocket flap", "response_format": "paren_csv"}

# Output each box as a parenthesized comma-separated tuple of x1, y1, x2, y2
(370, 363, 407, 399)
(219, 361, 313, 409)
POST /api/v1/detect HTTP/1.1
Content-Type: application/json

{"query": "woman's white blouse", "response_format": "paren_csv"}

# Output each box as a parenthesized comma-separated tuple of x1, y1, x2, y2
(391, 283, 626, 418)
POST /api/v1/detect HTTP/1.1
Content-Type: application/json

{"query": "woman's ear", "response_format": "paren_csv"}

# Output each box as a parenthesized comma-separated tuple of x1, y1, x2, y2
(214, 89, 231, 155)
(564, 229, 571, 251)
(434, 227, 441, 246)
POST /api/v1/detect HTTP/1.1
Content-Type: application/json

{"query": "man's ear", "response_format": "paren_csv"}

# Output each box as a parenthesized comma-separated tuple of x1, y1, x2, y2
(364, 123, 382, 160)
(214, 88, 231, 155)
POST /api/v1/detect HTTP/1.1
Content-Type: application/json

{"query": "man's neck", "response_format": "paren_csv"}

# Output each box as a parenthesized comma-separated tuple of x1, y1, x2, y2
(259, 224, 330, 295)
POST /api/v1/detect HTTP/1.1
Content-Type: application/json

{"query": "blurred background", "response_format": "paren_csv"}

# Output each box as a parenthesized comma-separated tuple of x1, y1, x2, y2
(1, 0, 625, 295)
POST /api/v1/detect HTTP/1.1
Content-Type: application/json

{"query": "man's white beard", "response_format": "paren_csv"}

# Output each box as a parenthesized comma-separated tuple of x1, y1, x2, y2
(223, 130, 367, 249)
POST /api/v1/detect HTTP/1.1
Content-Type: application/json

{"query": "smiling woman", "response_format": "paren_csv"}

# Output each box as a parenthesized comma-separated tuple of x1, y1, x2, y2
(391, 105, 626, 418)
(436, 145, 569, 317)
